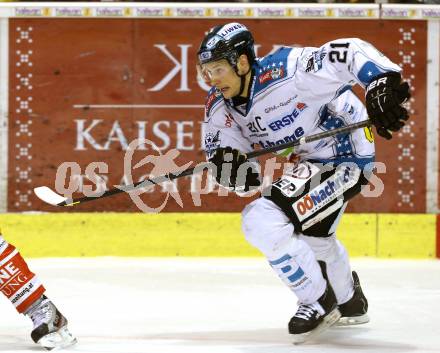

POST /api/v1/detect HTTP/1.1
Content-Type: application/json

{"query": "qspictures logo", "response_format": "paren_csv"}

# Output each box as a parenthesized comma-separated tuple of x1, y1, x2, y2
(53, 135, 384, 213)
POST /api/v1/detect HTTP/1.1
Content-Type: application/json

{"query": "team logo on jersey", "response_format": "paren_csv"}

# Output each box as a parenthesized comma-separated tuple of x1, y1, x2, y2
(305, 49, 326, 73)
(268, 103, 308, 132)
(204, 131, 221, 159)
(259, 64, 285, 84)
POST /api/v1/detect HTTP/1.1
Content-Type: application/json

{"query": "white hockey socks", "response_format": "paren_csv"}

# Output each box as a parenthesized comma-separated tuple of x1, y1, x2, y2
(268, 237, 327, 304)
(299, 234, 354, 304)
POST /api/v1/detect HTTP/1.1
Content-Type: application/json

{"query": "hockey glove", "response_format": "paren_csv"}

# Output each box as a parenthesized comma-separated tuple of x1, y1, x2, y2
(209, 146, 260, 193)
(365, 72, 411, 140)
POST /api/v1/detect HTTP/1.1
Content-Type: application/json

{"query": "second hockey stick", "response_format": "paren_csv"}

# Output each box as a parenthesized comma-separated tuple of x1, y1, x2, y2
(34, 119, 371, 207)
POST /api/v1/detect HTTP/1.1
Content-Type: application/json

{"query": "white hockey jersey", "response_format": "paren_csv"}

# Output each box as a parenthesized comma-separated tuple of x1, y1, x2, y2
(203, 38, 401, 168)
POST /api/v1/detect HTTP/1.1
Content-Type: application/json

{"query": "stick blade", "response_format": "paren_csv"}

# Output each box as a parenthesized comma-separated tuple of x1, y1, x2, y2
(34, 187, 68, 206)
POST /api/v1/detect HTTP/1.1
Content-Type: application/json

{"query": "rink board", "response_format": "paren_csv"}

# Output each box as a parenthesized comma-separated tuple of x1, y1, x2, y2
(4, 17, 428, 214)
(0, 4, 439, 260)
(0, 213, 437, 258)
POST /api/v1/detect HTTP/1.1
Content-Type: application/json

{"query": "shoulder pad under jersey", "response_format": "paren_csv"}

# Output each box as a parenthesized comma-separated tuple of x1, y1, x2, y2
(253, 47, 293, 93)
(204, 87, 224, 118)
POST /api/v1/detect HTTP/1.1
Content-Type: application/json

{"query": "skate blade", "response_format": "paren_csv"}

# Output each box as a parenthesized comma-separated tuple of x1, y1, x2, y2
(38, 326, 77, 351)
(292, 308, 341, 345)
(336, 313, 370, 326)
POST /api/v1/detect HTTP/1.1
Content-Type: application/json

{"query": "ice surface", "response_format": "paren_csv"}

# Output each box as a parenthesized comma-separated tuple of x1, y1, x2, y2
(1, 258, 439, 353)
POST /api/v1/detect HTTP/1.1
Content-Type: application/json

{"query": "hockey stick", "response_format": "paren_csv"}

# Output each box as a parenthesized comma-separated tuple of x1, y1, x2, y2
(34, 119, 371, 207)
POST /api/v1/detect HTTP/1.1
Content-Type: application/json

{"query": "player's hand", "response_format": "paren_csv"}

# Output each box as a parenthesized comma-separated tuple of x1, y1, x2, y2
(365, 72, 411, 140)
(209, 146, 260, 193)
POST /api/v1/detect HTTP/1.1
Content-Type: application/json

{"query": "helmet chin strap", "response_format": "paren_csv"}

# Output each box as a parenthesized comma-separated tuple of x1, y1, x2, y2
(234, 66, 251, 98)
(238, 75, 246, 97)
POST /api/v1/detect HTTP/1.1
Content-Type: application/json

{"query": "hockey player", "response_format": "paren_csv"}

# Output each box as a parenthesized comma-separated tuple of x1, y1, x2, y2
(198, 23, 410, 343)
(0, 230, 76, 350)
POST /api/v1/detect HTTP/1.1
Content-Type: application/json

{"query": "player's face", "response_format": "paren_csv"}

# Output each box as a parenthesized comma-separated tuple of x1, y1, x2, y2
(199, 59, 240, 99)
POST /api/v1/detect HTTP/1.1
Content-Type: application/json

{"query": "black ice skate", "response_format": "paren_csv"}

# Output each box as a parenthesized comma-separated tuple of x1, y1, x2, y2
(25, 295, 77, 350)
(288, 277, 341, 344)
(337, 271, 369, 326)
